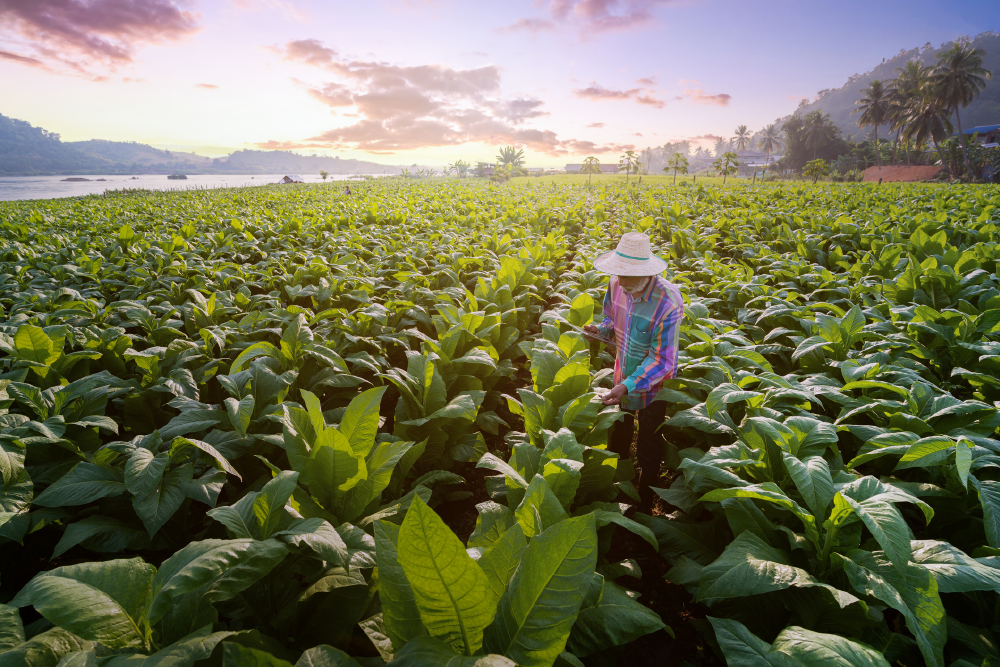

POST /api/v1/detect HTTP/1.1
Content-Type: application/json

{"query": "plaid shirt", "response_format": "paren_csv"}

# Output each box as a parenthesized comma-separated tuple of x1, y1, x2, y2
(597, 275, 684, 410)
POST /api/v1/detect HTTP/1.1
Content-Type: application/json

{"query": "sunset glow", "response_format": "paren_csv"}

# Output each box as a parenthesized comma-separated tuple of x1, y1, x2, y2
(1, 0, 996, 166)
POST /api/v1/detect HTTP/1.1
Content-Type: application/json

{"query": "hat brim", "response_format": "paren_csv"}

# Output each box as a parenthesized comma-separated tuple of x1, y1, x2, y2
(593, 250, 668, 276)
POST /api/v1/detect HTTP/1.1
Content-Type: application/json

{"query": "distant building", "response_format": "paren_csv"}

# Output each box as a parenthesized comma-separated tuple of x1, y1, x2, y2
(279, 175, 304, 184)
(957, 124, 1000, 148)
(735, 151, 783, 174)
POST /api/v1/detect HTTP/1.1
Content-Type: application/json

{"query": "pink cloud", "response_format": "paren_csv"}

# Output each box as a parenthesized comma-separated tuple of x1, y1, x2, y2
(195, 83, 218, 89)
(0, 49, 46, 67)
(495, 17, 556, 33)
(0, 0, 200, 74)
(503, 0, 670, 37)
(681, 81, 731, 106)
(573, 83, 664, 108)
(271, 39, 626, 156)
(636, 75, 656, 85)
(587, 122, 605, 128)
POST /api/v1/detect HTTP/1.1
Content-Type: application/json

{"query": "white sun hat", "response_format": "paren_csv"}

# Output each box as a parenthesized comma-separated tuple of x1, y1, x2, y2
(593, 232, 668, 276)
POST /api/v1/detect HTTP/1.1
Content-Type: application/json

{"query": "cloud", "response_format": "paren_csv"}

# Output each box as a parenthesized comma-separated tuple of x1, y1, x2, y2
(0, 49, 46, 67)
(196, 83, 219, 89)
(502, 0, 672, 37)
(634, 132, 642, 136)
(267, 39, 628, 156)
(282, 39, 338, 68)
(0, 0, 200, 74)
(681, 81, 731, 106)
(587, 122, 605, 128)
(573, 83, 664, 108)
(636, 76, 656, 85)
(495, 17, 556, 33)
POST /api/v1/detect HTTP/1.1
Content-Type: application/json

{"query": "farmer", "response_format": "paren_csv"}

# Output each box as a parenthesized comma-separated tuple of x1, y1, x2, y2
(583, 231, 684, 512)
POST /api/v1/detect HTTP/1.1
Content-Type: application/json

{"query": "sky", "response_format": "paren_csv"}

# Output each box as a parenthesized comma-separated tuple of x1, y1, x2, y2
(1, 0, 998, 168)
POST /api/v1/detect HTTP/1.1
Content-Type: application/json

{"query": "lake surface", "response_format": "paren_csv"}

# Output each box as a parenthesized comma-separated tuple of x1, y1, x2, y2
(0, 173, 383, 202)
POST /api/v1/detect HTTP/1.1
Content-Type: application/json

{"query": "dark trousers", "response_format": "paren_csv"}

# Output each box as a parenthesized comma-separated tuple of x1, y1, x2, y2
(609, 400, 667, 501)
(608, 401, 667, 512)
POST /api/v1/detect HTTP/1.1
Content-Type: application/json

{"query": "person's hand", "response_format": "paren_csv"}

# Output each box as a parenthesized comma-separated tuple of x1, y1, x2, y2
(602, 384, 628, 405)
(582, 325, 600, 335)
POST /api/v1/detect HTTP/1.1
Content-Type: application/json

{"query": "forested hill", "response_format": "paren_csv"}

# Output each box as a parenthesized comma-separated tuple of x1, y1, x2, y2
(0, 113, 406, 175)
(794, 31, 1000, 139)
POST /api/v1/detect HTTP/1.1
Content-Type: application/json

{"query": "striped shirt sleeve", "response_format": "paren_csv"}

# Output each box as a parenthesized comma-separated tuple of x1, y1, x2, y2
(621, 299, 683, 395)
(597, 281, 616, 339)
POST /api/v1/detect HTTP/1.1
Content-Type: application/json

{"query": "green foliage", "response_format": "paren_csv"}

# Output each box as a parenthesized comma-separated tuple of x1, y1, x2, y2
(5, 177, 1000, 665)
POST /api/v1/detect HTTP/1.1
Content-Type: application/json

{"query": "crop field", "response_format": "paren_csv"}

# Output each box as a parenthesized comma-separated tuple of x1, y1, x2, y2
(1, 179, 1000, 667)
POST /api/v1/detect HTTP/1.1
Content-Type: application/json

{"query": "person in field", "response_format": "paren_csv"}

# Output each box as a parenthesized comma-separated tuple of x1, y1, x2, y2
(583, 231, 684, 512)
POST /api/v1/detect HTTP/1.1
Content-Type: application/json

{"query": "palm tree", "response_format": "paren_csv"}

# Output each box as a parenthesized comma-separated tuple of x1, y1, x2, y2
(803, 111, 836, 160)
(664, 153, 689, 185)
(852, 79, 891, 168)
(734, 125, 752, 152)
(713, 137, 730, 157)
(581, 156, 601, 185)
(887, 61, 930, 166)
(932, 42, 992, 178)
(902, 95, 954, 177)
(496, 146, 525, 167)
(757, 124, 783, 163)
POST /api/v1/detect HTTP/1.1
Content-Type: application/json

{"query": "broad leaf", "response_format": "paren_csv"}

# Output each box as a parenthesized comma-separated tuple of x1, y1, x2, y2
(398, 496, 495, 655)
(484, 514, 597, 667)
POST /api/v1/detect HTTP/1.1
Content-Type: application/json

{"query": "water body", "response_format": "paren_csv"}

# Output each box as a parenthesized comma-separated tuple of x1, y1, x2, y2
(0, 173, 383, 202)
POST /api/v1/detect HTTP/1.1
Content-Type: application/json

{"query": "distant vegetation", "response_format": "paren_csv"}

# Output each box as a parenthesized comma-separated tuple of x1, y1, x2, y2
(0, 113, 412, 176)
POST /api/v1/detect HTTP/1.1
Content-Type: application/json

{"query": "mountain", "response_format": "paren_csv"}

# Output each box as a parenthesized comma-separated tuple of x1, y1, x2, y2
(791, 31, 1000, 139)
(0, 113, 408, 176)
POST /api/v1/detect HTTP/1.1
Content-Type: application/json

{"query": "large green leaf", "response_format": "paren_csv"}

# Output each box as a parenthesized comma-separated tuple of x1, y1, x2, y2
(476, 522, 527, 604)
(514, 474, 569, 537)
(710, 617, 889, 667)
(483, 514, 597, 667)
(147, 538, 289, 625)
(838, 495, 912, 574)
(338, 386, 387, 455)
(468, 501, 517, 549)
(398, 495, 495, 655)
(52, 516, 149, 558)
(565, 581, 664, 657)
(10, 558, 155, 649)
(0, 627, 93, 667)
(0, 603, 25, 651)
(391, 636, 515, 667)
(770, 626, 889, 666)
(272, 518, 348, 567)
(306, 427, 367, 515)
(374, 520, 426, 651)
(698, 532, 855, 604)
(14, 325, 59, 366)
(222, 643, 292, 667)
(341, 439, 413, 522)
(699, 483, 818, 547)
(32, 463, 126, 507)
(230, 342, 280, 374)
(101, 625, 235, 667)
(132, 463, 191, 537)
(253, 470, 299, 539)
(974, 478, 1000, 548)
(910, 539, 1000, 593)
(781, 453, 834, 517)
(839, 550, 946, 667)
(294, 644, 363, 667)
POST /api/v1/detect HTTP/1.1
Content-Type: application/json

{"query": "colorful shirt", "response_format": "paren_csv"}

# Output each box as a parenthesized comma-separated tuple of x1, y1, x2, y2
(597, 275, 684, 410)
